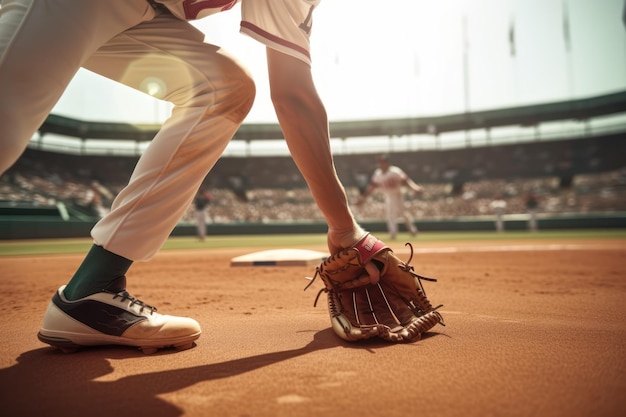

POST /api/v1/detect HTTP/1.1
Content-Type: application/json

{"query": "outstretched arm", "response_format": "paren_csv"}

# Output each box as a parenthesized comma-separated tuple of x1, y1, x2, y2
(266, 47, 362, 253)
(403, 177, 423, 195)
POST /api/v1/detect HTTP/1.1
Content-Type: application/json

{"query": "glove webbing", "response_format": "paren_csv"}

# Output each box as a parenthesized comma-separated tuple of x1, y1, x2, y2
(304, 233, 385, 292)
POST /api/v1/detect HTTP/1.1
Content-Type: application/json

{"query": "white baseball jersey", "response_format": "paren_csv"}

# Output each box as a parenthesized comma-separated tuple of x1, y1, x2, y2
(371, 166, 409, 199)
(158, 0, 320, 65)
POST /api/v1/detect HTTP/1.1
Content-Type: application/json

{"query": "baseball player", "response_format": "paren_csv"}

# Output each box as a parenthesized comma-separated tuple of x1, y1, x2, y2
(193, 187, 213, 241)
(524, 191, 539, 232)
(356, 155, 422, 240)
(489, 194, 507, 233)
(0, 0, 371, 353)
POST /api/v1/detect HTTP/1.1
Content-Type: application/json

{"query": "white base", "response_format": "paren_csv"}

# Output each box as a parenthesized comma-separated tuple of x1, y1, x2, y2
(230, 248, 328, 267)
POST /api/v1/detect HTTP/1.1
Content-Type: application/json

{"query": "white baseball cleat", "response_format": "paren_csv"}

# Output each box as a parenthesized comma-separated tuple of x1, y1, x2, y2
(37, 276, 201, 354)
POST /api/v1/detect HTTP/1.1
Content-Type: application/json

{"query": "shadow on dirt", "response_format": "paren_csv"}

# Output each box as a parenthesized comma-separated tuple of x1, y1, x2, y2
(1, 328, 440, 417)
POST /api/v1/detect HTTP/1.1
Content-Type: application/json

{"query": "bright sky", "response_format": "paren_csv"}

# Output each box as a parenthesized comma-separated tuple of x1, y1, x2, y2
(52, 0, 626, 127)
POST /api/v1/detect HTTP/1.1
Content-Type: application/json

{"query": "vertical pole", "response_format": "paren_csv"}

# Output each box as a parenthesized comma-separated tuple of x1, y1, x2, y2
(509, 14, 518, 102)
(462, 13, 471, 147)
(622, 0, 626, 86)
(563, 0, 575, 99)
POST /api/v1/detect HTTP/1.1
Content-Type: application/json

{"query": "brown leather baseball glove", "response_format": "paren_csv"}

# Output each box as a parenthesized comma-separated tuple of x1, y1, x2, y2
(306, 234, 444, 342)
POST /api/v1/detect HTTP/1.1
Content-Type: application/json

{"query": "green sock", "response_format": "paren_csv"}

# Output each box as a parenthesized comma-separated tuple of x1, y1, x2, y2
(63, 244, 133, 301)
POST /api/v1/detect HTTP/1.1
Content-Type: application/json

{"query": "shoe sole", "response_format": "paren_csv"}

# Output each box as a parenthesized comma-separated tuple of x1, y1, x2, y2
(37, 330, 201, 354)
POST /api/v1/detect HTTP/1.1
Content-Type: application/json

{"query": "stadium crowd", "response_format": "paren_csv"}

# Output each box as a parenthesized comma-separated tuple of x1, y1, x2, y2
(2, 159, 625, 224)
(179, 171, 626, 224)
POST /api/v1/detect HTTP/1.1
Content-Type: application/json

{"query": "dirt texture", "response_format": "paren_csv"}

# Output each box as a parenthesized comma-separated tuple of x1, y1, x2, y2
(0, 238, 625, 417)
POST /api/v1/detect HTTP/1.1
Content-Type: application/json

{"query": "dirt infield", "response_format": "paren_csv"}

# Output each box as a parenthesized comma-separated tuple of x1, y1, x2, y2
(0, 238, 625, 417)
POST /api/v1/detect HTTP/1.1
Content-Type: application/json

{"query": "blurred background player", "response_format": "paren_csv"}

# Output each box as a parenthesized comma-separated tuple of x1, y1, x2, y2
(356, 154, 422, 240)
(489, 194, 507, 233)
(193, 187, 213, 241)
(82, 180, 114, 219)
(525, 191, 539, 232)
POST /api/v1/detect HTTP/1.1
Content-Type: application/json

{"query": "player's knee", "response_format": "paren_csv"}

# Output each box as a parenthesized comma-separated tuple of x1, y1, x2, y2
(168, 54, 255, 124)
(200, 55, 255, 124)
(228, 68, 255, 123)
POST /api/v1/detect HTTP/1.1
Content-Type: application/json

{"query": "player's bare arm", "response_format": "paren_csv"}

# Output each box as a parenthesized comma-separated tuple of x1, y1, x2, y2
(266, 47, 361, 254)
(404, 177, 424, 195)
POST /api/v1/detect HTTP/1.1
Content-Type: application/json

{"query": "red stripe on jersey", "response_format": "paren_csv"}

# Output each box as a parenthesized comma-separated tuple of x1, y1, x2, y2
(183, 0, 237, 20)
(240, 21, 311, 62)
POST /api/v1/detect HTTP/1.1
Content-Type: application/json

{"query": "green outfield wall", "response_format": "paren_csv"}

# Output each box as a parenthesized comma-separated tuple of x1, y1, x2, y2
(2, 211, 625, 240)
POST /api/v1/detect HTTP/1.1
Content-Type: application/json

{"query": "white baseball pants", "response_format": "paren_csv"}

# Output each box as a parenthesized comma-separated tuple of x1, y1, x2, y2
(0, 0, 255, 260)
(385, 193, 417, 238)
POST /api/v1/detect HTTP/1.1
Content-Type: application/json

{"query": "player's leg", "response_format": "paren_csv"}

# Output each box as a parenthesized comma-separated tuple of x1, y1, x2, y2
(528, 209, 538, 231)
(39, 5, 254, 353)
(83, 9, 254, 262)
(496, 214, 503, 232)
(61, 8, 253, 300)
(0, 0, 156, 175)
(385, 198, 398, 240)
(0, 0, 206, 353)
(196, 209, 206, 241)
(400, 205, 418, 236)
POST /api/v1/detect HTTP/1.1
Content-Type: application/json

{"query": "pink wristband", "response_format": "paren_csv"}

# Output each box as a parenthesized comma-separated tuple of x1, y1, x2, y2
(352, 234, 387, 263)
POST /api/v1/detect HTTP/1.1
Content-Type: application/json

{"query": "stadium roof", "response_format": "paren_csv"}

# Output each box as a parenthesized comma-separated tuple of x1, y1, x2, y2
(38, 90, 626, 141)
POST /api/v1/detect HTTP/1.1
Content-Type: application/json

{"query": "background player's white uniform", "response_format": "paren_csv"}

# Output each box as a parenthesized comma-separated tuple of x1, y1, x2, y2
(370, 165, 419, 239)
(0, 0, 319, 260)
(489, 197, 507, 233)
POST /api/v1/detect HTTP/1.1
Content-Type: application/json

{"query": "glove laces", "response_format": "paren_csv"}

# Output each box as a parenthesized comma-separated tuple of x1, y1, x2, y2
(304, 267, 329, 307)
(304, 246, 352, 292)
(398, 243, 444, 323)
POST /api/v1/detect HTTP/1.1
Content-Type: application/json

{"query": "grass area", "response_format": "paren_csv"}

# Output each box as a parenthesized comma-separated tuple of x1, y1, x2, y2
(1, 229, 624, 257)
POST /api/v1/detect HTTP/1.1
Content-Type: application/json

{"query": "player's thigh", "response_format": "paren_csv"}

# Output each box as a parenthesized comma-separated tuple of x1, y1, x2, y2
(84, 9, 254, 113)
(0, 0, 154, 168)
(0, 0, 155, 96)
